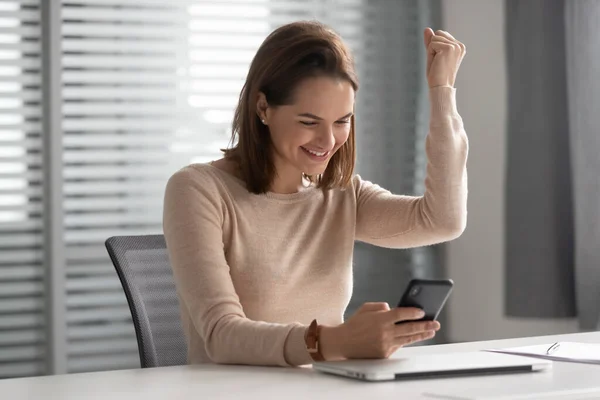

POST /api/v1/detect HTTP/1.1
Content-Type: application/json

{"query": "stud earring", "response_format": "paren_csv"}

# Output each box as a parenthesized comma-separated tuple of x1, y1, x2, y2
(261, 119, 266, 125)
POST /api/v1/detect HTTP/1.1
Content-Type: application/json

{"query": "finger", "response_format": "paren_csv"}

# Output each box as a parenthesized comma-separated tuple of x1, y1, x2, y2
(429, 42, 456, 55)
(431, 35, 456, 46)
(423, 27, 434, 49)
(431, 36, 464, 56)
(435, 29, 456, 42)
(393, 330, 436, 347)
(394, 321, 440, 337)
(358, 302, 390, 313)
(388, 307, 425, 323)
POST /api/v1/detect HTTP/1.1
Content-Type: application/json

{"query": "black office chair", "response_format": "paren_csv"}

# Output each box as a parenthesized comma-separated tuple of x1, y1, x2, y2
(105, 235, 187, 368)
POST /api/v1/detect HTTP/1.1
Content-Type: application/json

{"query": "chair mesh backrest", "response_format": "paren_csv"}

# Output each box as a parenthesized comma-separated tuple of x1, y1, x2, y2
(105, 235, 187, 368)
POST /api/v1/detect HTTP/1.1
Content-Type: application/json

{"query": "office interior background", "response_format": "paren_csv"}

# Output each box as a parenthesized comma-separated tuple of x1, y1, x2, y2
(1, 0, 598, 379)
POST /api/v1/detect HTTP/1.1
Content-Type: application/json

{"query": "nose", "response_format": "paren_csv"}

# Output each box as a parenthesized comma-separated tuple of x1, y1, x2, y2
(315, 124, 336, 150)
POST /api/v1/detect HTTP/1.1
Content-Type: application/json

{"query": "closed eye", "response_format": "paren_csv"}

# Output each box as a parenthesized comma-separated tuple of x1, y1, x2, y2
(300, 120, 350, 126)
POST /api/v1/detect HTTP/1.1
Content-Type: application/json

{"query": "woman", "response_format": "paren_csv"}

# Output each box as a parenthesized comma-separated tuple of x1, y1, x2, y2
(163, 21, 467, 367)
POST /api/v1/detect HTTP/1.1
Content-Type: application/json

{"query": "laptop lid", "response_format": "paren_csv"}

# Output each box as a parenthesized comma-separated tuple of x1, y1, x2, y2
(313, 351, 552, 381)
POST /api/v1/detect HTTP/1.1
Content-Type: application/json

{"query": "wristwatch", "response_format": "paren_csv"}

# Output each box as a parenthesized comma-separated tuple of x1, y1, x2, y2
(305, 319, 325, 362)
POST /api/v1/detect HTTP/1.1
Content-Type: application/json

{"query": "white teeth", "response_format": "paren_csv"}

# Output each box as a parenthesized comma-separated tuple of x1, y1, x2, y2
(303, 147, 327, 157)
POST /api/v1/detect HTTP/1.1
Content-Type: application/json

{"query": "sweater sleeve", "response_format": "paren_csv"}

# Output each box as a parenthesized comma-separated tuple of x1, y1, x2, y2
(354, 87, 469, 248)
(162, 167, 312, 367)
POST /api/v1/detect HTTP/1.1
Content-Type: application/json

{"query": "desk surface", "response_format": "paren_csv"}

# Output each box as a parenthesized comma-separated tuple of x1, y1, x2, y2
(2, 331, 600, 400)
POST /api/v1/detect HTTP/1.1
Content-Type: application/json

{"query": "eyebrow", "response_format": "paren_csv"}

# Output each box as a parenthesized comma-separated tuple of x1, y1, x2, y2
(297, 112, 353, 121)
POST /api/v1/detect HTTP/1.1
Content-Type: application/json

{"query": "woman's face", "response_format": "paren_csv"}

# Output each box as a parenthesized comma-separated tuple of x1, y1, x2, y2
(259, 76, 355, 177)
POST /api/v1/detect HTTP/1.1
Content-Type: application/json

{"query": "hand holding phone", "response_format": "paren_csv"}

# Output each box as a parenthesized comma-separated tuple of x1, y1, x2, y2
(318, 279, 453, 360)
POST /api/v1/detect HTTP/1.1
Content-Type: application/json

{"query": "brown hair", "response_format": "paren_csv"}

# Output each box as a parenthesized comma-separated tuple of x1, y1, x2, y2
(222, 20, 359, 194)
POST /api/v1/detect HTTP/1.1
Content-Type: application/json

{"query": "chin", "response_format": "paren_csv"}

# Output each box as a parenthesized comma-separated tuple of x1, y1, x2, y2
(301, 162, 330, 176)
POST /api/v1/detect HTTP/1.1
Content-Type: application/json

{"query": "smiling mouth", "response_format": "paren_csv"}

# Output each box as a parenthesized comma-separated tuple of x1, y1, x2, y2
(301, 146, 330, 158)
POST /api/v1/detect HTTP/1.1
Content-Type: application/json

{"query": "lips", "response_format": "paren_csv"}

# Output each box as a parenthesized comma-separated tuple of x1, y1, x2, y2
(301, 146, 330, 158)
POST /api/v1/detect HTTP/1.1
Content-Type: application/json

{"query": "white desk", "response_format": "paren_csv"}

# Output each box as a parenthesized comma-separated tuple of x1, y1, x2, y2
(2, 331, 599, 400)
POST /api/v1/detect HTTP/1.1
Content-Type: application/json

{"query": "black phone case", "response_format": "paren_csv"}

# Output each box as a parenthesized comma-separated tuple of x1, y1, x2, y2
(395, 279, 454, 323)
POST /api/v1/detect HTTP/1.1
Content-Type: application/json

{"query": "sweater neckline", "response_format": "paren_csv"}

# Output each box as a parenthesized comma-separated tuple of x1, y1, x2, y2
(200, 163, 320, 203)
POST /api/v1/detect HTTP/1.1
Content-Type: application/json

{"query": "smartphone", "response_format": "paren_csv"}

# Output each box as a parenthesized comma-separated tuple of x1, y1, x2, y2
(395, 278, 454, 324)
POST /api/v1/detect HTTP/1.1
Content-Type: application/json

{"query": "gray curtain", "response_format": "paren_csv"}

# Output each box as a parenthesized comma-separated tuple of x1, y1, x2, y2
(505, 0, 600, 330)
(564, 0, 600, 330)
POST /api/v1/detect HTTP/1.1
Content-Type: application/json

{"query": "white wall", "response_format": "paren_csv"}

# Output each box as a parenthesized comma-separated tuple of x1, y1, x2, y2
(441, 0, 579, 342)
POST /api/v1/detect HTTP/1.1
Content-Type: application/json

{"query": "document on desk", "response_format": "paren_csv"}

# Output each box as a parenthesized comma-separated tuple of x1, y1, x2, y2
(484, 342, 600, 365)
(424, 387, 600, 399)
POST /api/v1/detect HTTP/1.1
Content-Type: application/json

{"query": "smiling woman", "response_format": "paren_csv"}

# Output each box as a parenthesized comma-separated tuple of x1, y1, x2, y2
(222, 22, 359, 194)
(163, 20, 468, 367)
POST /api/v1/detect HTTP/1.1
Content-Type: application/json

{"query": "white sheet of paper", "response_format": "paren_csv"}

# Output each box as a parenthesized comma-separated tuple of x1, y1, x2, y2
(423, 387, 600, 399)
(484, 342, 600, 364)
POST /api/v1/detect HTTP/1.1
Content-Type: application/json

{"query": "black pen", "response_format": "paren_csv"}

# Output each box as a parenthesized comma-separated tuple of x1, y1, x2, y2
(546, 342, 560, 355)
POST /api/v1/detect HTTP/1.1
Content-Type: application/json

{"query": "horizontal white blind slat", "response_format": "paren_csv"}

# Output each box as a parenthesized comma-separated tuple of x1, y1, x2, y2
(63, 182, 165, 194)
(0, 345, 45, 361)
(0, 9, 39, 21)
(0, 220, 42, 231)
(63, 0, 264, 5)
(0, 297, 44, 313)
(0, 185, 42, 196)
(62, 23, 186, 38)
(68, 323, 135, 340)
(65, 214, 165, 228)
(0, 314, 44, 329)
(0, 281, 44, 296)
(63, 118, 180, 130)
(64, 228, 162, 244)
(62, 55, 179, 69)
(63, 167, 172, 179)
(62, 7, 182, 23)
(0, 362, 44, 378)
(67, 292, 127, 308)
(0, 265, 43, 279)
(1, 0, 40, 7)
(64, 198, 163, 211)
(68, 339, 138, 356)
(62, 152, 195, 163)
(67, 265, 121, 275)
(0, 58, 40, 68)
(62, 39, 180, 54)
(0, 329, 44, 346)
(66, 276, 122, 291)
(66, 307, 133, 323)
(0, 41, 40, 52)
(0, 250, 42, 264)
(62, 72, 178, 85)
(0, 25, 39, 36)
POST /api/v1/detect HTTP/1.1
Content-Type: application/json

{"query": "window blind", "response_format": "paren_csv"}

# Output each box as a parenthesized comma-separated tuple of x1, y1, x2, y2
(61, 0, 181, 373)
(57, 0, 380, 373)
(0, 0, 46, 379)
(2, 0, 436, 376)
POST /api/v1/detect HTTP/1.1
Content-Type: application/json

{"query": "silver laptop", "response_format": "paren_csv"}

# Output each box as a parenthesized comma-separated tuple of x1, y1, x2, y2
(313, 351, 552, 382)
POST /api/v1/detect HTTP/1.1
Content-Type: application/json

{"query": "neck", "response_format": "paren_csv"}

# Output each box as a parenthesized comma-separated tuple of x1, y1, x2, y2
(270, 157, 307, 194)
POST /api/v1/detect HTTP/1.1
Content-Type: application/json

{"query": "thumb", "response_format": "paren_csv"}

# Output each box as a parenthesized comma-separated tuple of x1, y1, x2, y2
(424, 28, 435, 74)
(390, 307, 425, 323)
(423, 27, 434, 49)
(357, 302, 390, 314)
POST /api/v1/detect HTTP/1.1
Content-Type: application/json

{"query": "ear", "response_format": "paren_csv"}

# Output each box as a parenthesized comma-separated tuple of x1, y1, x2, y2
(256, 92, 269, 124)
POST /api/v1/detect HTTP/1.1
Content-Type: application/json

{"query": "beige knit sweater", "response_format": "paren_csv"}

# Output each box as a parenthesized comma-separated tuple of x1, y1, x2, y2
(162, 87, 468, 367)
